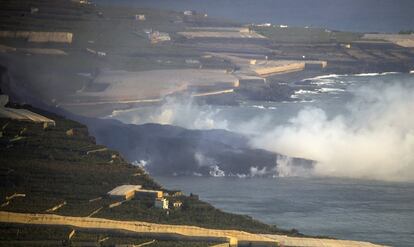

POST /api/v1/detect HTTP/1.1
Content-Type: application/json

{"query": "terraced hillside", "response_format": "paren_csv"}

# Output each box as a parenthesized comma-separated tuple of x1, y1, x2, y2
(0, 104, 297, 246)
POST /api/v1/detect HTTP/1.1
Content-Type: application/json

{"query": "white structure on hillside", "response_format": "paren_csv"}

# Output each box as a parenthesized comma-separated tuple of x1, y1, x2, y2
(136, 189, 163, 199)
(173, 201, 183, 209)
(149, 31, 171, 43)
(107, 185, 166, 208)
(155, 198, 169, 210)
(0, 31, 73, 43)
(135, 14, 146, 21)
(0, 95, 56, 127)
(107, 185, 142, 200)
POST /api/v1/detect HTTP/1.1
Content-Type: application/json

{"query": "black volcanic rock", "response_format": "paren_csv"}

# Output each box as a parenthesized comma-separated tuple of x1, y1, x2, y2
(79, 117, 313, 177)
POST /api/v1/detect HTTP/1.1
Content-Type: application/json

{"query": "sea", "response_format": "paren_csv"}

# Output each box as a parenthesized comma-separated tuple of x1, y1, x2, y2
(110, 73, 414, 246)
(155, 176, 414, 247)
(97, 0, 414, 33)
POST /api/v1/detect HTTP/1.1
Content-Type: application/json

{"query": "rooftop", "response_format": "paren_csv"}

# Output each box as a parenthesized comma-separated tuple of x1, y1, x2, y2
(107, 185, 142, 196)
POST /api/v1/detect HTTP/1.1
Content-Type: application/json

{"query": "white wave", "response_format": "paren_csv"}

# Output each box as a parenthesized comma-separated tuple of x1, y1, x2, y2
(303, 74, 344, 81)
(410, 70, 414, 74)
(353, 73, 381, 77)
(251, 105, 265, 109)
(282, 99, 315, 103)
(318, 88, 345, 93)
(304, 72, 400, 81)
(235, 173, 248, 178)
(209, 165, 225, 177)
(353, 72, 400, 77)
(300, 99, 316, 103)
(310, 79, 337, 86)
(382, 72, 400, 75)
(295, 89, 319, 95)
(268, 106, 277, 110)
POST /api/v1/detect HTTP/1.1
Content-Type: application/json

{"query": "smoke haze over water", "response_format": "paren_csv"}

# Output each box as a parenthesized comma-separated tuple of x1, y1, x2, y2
(253, 80, 414, 182)
(111, 75, 414, 182)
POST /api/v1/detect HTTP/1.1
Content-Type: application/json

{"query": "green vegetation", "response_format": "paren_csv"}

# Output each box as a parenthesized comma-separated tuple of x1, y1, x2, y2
(0, 105, 299, 245)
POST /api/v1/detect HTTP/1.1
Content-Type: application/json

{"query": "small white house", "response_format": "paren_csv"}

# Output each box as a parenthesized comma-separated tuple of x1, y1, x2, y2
(155, 198, 169, 210)
(135, 14, 146, 21)
(97, 51, 106, 57)
(173, 201, 183, 209)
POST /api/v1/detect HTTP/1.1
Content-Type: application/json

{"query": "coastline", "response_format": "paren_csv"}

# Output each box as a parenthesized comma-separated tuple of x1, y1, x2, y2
(0, 0, 413, 246)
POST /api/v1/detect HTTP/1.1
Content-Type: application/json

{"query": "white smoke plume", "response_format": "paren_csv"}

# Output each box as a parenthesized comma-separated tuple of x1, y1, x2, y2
(113, 76, 414, 182)
(276, 156, 311, 178)
(113, 97, 229, 129)
(252, 82, 414, 182)
(249, 166, 269, 176)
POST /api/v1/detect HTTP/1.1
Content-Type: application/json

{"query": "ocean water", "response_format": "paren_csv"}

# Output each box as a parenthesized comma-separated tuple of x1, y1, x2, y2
(97, 0, 414, 33)
(155, 176, 414, 247)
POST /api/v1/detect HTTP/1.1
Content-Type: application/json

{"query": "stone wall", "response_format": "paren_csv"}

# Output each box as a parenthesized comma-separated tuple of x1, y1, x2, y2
(0, 31, 73, 43)
(0, 211, 276, 247)
(254, 62, 305, 76)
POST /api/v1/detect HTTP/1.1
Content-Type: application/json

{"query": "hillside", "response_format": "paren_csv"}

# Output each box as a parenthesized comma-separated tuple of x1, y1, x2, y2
(0, 103, 298, 246)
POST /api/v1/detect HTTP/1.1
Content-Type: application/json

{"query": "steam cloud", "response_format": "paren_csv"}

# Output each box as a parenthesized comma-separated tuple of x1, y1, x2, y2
(252, 81, 414, 182)
(113, 97, 229, 130)
(113, 77, 414, 182)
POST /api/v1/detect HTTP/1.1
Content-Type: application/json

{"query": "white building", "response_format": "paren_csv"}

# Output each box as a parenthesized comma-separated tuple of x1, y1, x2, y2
(173, 201, 183, 209)
(135, 14, 146, 21)
(155, 198, 169, 210)
(97, 51, 106, 57)
(149, 31, 171, 43)
(107, 185, 142, 200)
